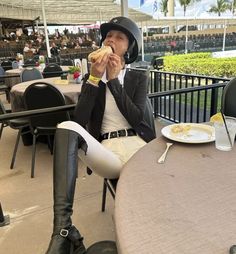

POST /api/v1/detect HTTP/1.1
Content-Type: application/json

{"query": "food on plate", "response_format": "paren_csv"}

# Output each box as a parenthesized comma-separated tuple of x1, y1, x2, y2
(210, 112, 223, 123)
(171, 124, 191, 134)
(88, 46, 113, 62)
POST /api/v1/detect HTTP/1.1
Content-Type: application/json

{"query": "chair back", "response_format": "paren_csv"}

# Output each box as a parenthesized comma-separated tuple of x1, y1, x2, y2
(144, 96, 156, 136)
(0, 66, 5, 84)
(24, 58, 37, 67)
(23, 82, 70, 129)
(45, 56, 59, 64)
(0, 99, 7, 115)
(43, 63, 63, 78)
(20, 68, 43, 82)
(12, 61, 19, 69)
(60, 58, 74, 66)
(0, 99, 9, 128)
(221, 77, 236, 118)
(1, 60, 12, 71)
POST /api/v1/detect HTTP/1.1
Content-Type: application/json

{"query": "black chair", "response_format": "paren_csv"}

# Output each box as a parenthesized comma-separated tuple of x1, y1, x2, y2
(152, 57, 164, 70)
(1, 60, 12, 71)
(42, 63, 63, 78)
(23, 82, 70, 178)
(0, 99, 30, 169)
(20, 67, 43, 82)
(221, 77, 236, 118)
(12, 61, 19, 69)
(23, 58, 37, 67)
(101, 96, 156, 211)
(0, 66, 11, 102)
(45, 56, 60, 64)
(60, 58, 74, 66)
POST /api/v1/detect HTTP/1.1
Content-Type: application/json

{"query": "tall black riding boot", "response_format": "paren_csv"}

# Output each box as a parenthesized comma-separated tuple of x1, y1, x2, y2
(45, 128, 87, 254)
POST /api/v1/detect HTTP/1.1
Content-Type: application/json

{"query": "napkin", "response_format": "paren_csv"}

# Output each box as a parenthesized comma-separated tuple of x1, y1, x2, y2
(54, 79, 69, 85)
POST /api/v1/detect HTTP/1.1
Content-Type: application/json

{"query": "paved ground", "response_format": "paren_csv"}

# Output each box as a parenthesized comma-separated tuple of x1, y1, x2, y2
(0, 94, 165, 254)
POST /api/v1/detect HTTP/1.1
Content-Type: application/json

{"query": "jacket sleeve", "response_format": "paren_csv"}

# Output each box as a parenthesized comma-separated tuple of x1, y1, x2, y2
(73, 78, 99, 127)
(107, 71, 148, 127)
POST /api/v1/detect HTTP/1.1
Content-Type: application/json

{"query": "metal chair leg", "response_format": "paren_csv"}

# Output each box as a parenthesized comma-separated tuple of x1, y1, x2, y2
(0, 202, 10, 227)
(47, 135, 54, 154)
(10, 129, 22, 169)
(31, 134, 37, 178)
(101, 179, 107, 212)
(0, 123, 3, 139)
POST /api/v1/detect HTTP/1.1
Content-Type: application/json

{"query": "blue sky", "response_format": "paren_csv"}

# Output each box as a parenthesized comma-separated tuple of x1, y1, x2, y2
(121, 0, 233, 18)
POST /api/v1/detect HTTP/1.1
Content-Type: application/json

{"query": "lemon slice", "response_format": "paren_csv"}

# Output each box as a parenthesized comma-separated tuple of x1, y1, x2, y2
(210, 112, 223, 123)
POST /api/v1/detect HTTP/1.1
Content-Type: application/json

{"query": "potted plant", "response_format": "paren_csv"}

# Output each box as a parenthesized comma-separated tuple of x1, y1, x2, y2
(68, 66, 81, 83)
(38, 56, 45, 69)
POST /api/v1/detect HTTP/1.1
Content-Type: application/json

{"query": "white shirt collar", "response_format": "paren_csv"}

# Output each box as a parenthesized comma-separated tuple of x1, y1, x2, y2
(101, 67, 127, 86)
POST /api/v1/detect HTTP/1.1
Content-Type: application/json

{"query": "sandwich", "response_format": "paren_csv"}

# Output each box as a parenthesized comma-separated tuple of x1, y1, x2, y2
(88, 46, 113, 62)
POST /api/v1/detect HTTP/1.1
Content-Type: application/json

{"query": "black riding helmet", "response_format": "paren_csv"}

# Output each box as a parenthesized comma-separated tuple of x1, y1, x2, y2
(100, 16, 142, 64)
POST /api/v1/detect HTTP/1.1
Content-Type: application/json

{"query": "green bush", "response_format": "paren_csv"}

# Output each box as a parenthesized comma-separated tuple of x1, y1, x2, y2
(162, 52, 236, 78)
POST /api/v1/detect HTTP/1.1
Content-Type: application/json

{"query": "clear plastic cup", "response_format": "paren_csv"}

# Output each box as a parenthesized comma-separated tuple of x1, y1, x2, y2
(214, 116, 236, 151)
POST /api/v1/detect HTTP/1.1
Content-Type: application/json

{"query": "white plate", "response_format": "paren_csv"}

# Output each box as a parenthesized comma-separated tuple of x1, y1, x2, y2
(161, 123, 215, 143)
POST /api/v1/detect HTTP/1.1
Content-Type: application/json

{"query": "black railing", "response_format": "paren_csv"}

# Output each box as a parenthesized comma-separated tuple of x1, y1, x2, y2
(0, 68, 231, 126)
(148, 70, 230, 123)
(0, 104, 75, 122)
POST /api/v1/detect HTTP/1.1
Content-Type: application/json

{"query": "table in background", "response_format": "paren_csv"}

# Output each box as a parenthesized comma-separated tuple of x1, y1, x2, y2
(10, 77, 81, 112)
(5, 66, 69, 88)
(115, 136, 236, 254)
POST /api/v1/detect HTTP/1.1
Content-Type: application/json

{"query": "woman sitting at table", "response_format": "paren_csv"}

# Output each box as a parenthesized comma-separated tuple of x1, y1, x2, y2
(45, 16, 156, 254)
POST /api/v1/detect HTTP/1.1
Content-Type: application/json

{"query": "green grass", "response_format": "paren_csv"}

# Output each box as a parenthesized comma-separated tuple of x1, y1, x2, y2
(162, 52, 236, 78)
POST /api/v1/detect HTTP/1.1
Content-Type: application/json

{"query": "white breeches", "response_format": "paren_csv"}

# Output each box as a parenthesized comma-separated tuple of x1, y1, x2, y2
(57, 121, 146, 179)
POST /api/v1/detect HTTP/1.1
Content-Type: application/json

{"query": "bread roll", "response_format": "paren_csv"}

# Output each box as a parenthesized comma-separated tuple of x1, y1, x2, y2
(88, 46, 113, 62)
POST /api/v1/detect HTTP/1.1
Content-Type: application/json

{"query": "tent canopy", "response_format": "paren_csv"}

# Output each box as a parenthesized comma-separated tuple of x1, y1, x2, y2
(145, 16, 236, 27)
(0, 1, 153, 25)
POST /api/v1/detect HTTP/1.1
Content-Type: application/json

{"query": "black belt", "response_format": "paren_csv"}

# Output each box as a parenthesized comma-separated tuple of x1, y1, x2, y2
(101, 128, 136, 140)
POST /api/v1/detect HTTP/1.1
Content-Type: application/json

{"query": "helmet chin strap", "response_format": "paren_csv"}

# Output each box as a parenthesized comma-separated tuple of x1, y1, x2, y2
(124, 51, 130, 63)
(124, 40, 135, 63)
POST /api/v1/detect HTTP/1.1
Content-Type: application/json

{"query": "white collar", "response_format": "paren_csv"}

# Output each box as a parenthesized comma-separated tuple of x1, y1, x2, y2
(101, 67, 127, 86)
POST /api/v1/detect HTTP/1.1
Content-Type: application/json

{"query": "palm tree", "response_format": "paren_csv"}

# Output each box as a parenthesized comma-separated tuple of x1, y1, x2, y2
(160, 0, 169, 16)
(228, 0, 236, 15)
(208, 0, 228, 16)
(178, 0, 192, 16)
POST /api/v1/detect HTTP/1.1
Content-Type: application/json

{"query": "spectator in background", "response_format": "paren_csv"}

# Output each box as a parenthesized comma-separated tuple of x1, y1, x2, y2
(50, 41, 59, 56)
(91, 40, 99, 50)
(23, 42, 36, 54)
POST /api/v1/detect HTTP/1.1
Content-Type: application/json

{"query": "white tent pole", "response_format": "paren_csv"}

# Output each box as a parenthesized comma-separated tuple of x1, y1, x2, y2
(222, 19, 227, 51)
(99, 9, 102, 25)
(121, 0, 128, 17)
(185, 20, 188, 54)
(36, 20, 39, 33)
(41, 0, 51, 58)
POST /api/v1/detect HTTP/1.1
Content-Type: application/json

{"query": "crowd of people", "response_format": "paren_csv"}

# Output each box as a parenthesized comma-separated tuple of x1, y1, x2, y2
(1, 24, 236, 61)
(0, 27, 100, 59)
(144, 32, 236, 54)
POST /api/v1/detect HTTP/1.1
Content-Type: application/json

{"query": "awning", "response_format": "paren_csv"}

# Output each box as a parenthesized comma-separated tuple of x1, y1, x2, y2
(145, 16, 236, 27)
(0, 1, 153, 24)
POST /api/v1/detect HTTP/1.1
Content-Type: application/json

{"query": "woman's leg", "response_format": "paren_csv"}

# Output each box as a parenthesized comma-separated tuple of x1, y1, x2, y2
(45, 127, 87, 254)
(58, 121, 123, 179)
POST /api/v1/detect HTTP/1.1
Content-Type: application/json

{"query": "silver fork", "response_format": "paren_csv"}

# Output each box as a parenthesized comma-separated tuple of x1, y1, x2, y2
(157, 142, 173, 164)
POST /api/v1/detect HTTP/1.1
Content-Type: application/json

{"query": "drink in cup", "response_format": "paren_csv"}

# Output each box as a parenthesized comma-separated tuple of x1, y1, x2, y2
(214, 116, 236, 151)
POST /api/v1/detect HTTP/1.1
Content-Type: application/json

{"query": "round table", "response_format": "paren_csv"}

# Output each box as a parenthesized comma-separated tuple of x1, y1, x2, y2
(5, 66, 69, 88)
(115, 136, 236, 254)
(10, 77, 81, 112)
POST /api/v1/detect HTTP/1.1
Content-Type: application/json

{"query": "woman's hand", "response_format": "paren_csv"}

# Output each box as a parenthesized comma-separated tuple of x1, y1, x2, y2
(106, 54, 124, 81)
(89, 52, 110, 79)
